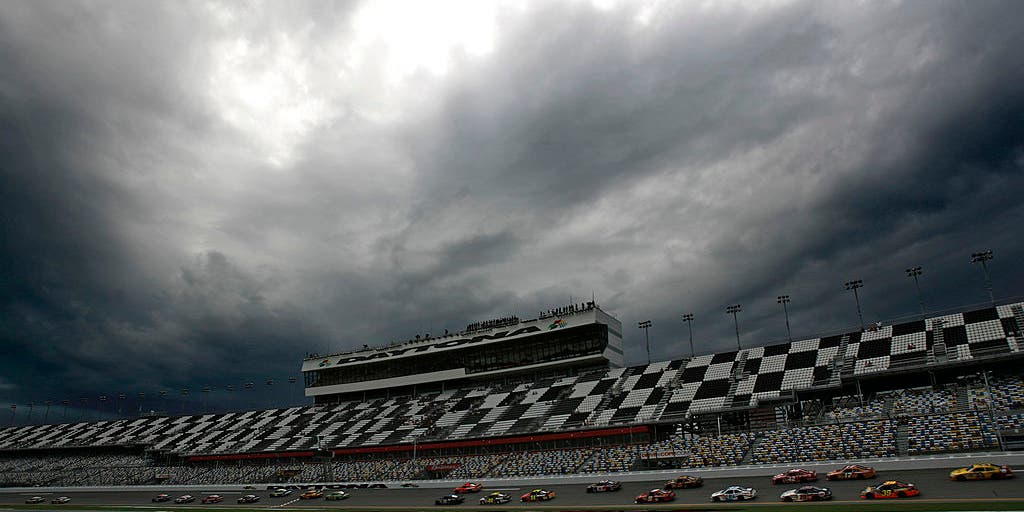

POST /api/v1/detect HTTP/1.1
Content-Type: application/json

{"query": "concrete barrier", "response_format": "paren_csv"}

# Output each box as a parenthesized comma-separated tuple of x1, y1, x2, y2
(5, 451, 1023, 493)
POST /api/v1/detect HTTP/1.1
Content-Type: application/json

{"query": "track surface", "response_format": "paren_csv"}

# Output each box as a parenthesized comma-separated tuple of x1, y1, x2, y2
(2, 468, 1023, 508)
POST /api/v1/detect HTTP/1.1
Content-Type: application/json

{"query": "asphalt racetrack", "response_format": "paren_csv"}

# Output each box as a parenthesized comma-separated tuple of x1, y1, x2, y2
(2, 468, 1023, 509)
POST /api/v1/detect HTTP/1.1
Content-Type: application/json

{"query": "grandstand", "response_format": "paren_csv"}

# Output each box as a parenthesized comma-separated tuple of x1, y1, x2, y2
(301, 302, 623, 401)
(1, 300, 1024, 487)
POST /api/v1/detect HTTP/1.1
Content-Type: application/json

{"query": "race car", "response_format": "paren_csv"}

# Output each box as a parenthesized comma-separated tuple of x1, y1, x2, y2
(435, 494, 465, 505)
(780, 486, 832, 502)
(300, 489, 323, 499)
(454, 482, 483, 493)
(710, 486, 757, 502)
(174, 495, 195, 504)
(237, 495, 261, 504)
(520, 489, 555, 502)
(479, 492, 512, 505)
(635, 488, 676, 503)
(325, 491, 349, 501)
(201, 495, 223, 504)
(950, 463, 1014, 481)
(861, 480, 920, 499)
(51, 497, 71, 505)
(152, 494, 172, 503)
(24, 497, 45, 504)
(827, 464, 876, 480)
(665, 474, 704, 489)
(772, 468, 818, 484)
(270, 488, 292, 497)
(586, 480, 621, 492)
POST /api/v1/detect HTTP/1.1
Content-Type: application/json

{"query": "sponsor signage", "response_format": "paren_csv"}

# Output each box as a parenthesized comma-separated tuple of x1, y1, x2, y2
(639, 450, 690, 460)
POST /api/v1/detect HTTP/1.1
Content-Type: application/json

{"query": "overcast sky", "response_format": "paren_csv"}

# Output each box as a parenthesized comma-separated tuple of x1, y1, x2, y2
(2, 0, 1023, 419)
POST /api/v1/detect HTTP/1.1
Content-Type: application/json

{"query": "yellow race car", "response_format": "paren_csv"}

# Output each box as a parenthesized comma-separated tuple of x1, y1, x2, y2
(950, 463, 1013, 481)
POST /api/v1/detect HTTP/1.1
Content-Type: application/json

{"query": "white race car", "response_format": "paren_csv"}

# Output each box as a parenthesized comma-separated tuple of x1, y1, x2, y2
(711, 486, 757, 502)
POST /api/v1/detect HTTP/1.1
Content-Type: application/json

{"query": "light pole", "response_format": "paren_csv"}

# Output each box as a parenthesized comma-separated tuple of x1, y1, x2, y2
(411, 433, 419, 468)
(971, 250, 994, 305)
(982, 371, 1005, 450)
(43, 400, 52, 423)
(906, 266, 925, 318)
(844, 280, 864, 331)
(245, 382, 255, 410)
(777, 295, 792, 342)
(638, 321, 652, 364)
(61, 399, 70, 419)
(201, 387, 211, 413)
(726, 305, 742, 350)
(681, 313, 695, 358)
(9, 405, 15, 426)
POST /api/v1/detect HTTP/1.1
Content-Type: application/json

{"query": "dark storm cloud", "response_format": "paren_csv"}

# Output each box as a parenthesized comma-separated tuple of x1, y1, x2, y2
(1, 0, 1022, 415)
(0, 0, 333, 407)
(409, 2, 833, 213)
(397, 0, 1024, 358)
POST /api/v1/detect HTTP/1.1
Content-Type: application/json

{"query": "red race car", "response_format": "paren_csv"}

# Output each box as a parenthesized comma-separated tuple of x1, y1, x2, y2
(454, 482, 483, 493)
(201, 495, 223, 504)
(827, 464, 876, 480)
(772, 468, 818, 484)
(861, 480, 920, 499)
(635, 488, 676, 503)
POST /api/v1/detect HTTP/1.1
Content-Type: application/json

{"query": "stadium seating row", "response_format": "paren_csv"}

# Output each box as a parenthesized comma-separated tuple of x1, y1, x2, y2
(0, 405, 1009, 487)
(905, 412, 999, 455)
(750, 421, 896, 463)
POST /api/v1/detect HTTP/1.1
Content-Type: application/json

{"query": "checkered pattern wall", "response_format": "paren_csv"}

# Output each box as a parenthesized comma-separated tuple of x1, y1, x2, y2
(0, 302, 1020, 458)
